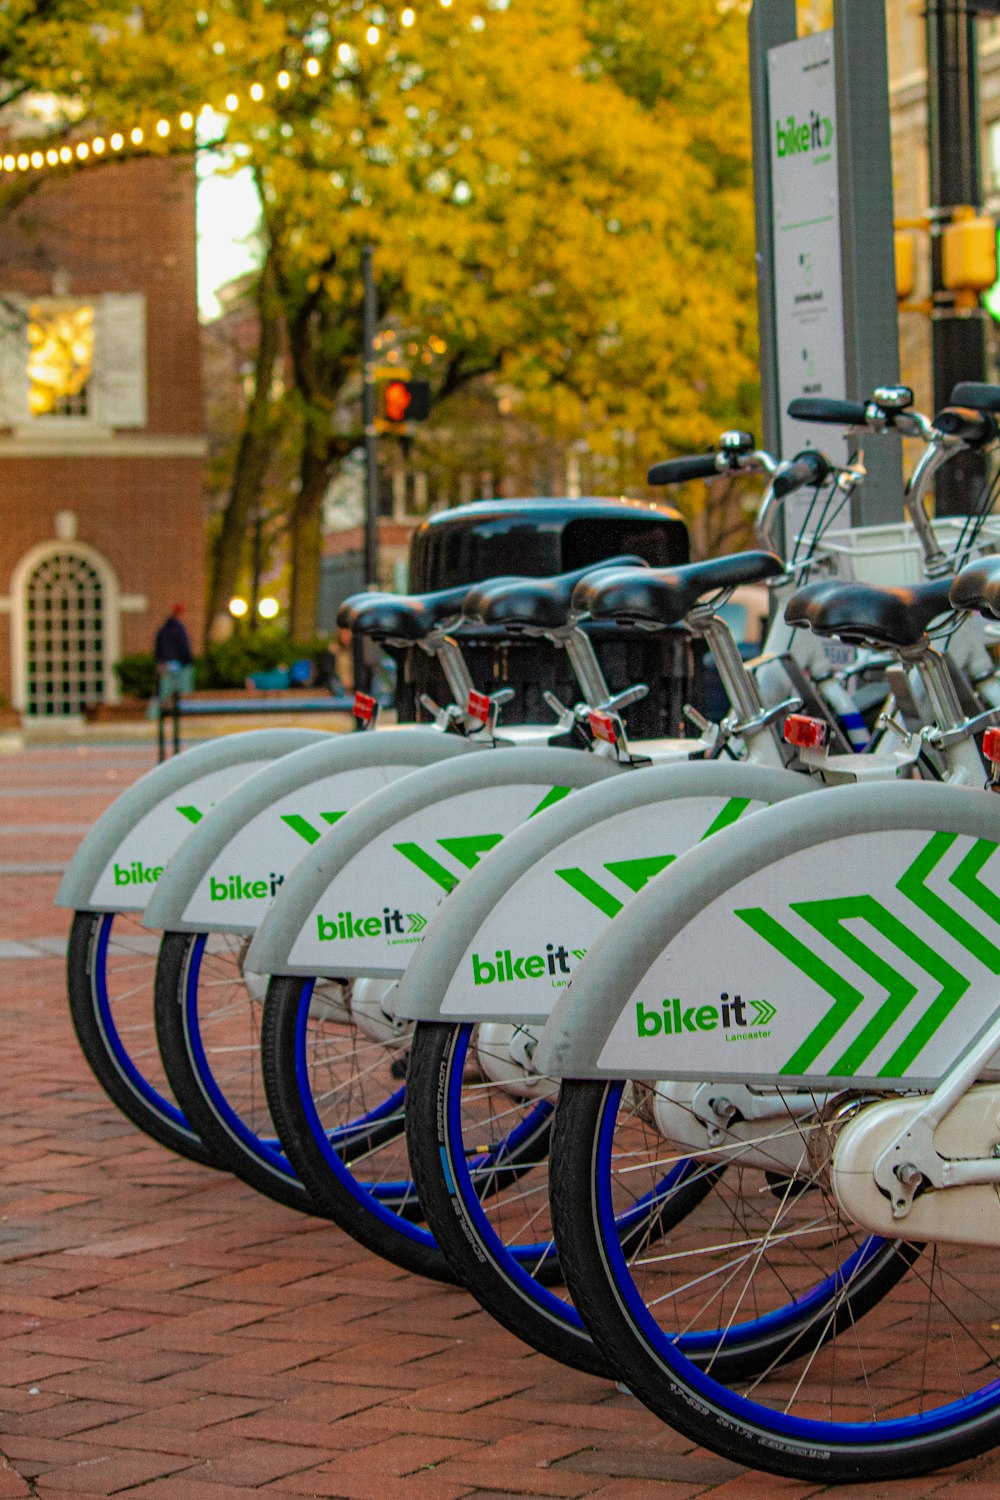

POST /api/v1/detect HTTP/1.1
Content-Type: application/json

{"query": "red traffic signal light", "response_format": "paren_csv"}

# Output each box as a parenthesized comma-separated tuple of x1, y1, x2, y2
(380, 378, 431, 425)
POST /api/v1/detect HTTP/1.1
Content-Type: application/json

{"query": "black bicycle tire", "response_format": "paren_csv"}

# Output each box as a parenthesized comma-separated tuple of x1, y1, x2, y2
(154, 930, 317, 1213)
(548, 1080, 974, 1485)
(261, 974, 458, 1283)
(66, 910, 217, 1167)
(407, 1020, 614, 1375)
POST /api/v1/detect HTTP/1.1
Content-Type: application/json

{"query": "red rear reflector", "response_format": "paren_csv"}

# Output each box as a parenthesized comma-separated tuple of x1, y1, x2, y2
(353, 691, 377, 722)
(984, 727, 1000, 764)
(467, 691, 491, 723)
(783, 713, 828, 751)
(588, 711, 617, 745)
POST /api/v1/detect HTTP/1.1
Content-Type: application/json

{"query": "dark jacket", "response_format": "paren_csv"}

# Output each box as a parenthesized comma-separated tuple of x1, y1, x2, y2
(154, 616, 193, 666)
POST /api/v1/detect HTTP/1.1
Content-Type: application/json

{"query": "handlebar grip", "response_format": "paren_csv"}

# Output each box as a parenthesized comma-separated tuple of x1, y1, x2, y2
(949, 382, 1000, 415)
(772, 449, 832, 499)
(933, 406, 998, 449)
(647, 453, 720, 485)
(787, 397, 869, 425)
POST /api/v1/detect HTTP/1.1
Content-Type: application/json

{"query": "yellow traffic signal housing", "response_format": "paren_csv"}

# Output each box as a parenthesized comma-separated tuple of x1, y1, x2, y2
(895, 230, 915, 301)
(942, 207, 998, 293)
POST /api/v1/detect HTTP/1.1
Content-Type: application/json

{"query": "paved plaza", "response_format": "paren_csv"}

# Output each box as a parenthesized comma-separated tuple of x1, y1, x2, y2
(0, 744, 995, 1499)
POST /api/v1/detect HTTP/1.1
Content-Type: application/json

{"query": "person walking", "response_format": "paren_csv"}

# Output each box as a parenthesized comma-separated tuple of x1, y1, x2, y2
(154, 603, 195, 700)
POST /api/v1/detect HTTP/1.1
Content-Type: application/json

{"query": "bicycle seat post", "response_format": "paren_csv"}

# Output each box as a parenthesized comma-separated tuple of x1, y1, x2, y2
(559, 626, 614, 709)
(422, 627, 477, 725)
(903, 641, 991, 785)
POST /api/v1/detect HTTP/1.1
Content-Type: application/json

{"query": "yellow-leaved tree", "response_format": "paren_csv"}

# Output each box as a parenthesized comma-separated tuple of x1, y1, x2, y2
(20, 0, 760, 633)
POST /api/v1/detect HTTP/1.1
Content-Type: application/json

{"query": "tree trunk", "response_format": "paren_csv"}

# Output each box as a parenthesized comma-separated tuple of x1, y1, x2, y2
(205, 253, 283, 641)
(287, 436, 329, 640)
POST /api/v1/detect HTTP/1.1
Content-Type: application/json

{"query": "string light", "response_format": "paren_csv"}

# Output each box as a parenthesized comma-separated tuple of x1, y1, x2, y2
(0, 8, 494, 180)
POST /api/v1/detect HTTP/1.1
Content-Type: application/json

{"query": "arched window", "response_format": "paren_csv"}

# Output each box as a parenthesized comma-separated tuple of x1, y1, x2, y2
(24, 550, 106, 715)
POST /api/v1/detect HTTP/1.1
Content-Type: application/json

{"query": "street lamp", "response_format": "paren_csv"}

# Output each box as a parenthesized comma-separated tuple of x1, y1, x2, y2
(258, 596, 279, 621)
(228, 596, 249, 619)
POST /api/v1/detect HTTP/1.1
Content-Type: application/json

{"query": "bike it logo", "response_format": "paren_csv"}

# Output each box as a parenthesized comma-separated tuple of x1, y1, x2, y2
(472, 944, 587, 987)
(776, 109, 833, 158)
(316, 908, 427, 943)
(113, 860, 164, 886)
(635, 992, 776, 1041)
(209, 872, 286, 901)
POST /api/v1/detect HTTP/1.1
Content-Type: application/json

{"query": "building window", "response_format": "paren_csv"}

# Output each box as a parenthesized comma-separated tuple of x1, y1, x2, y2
(25, 550, 105, 715)
(27, 302, 94, 418)
(0, 292, 147, 429)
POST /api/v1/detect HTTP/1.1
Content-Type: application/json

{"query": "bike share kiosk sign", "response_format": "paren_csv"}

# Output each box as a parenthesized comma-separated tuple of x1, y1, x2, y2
(750, 0, 903, 542)
(769, 29, 846, 548)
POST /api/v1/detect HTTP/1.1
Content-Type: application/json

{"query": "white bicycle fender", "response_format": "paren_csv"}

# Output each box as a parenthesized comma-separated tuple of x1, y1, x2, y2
(247, 747, 618, 980)
(394, 763, 813, 1025)
(535, 780, 1000, 1091)
(143, 729, 474, 936)
(55, 728, 325, 914)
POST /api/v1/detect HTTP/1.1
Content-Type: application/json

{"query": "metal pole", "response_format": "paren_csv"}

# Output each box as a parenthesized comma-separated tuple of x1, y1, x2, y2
(748, 0, 798, 460)
(249, 509, 263, 632)
(832, 0, 904, 526)
(362, 246, 380, 589)
(927, 0, 988, 515)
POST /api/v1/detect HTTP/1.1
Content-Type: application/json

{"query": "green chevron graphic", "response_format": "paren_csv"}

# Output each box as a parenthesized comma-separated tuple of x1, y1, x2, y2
(735, 832, 1000, 1079)
(176, 805, 203, 824)
(281, 811, 346, 845)
(897, 833, 1000, 974)
(700, 797, 753, 840)
(407, 912, 427, 933)
(751, 999, 776, 1026)
(393, 788, 571, 892)
(437, 834, 504, 870)
(571, 948, 588, 961)
(556, 798, 758, 919)
(528, 786, 573, 817)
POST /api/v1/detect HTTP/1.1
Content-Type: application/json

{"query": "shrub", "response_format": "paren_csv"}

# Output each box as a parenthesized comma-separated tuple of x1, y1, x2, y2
(113, 651, 158, 698)
(198, 629, 330, 689)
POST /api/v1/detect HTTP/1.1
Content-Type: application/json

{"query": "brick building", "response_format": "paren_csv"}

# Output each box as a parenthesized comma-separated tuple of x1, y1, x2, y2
(0, 155, 206, 716)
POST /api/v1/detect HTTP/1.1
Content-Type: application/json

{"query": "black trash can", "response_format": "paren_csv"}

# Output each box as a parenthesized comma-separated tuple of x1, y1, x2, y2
(392, 497, 694, 739)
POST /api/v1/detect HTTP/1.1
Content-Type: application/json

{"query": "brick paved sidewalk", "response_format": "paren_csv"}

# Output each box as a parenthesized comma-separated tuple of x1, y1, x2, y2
(0, 745, 990, 1498)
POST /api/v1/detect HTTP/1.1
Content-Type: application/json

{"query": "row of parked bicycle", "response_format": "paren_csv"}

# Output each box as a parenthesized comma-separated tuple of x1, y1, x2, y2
(59, 379, 1000, 1482)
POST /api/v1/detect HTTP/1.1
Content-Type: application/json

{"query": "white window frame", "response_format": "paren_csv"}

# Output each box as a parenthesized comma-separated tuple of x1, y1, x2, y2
(6, 539, 121, 713)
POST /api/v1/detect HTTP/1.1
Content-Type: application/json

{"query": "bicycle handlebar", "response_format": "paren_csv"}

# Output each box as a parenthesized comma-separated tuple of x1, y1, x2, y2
(787, 397, 870, 426)
(772, 450, 832, 499)
(647, 453, 720, 485)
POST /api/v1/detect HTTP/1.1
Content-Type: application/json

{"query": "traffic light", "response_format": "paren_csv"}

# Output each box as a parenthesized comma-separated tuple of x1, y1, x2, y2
(379, 378, 431, 426)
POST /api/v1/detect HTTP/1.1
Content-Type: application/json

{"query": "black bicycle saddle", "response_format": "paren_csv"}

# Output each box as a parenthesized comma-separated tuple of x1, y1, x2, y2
(574, 552, 785, 628)
(337, 583, 473, 643)
(950, 556, 1000, 620)
(465, 557, 649, 632)
(785, 576, 955, 648)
